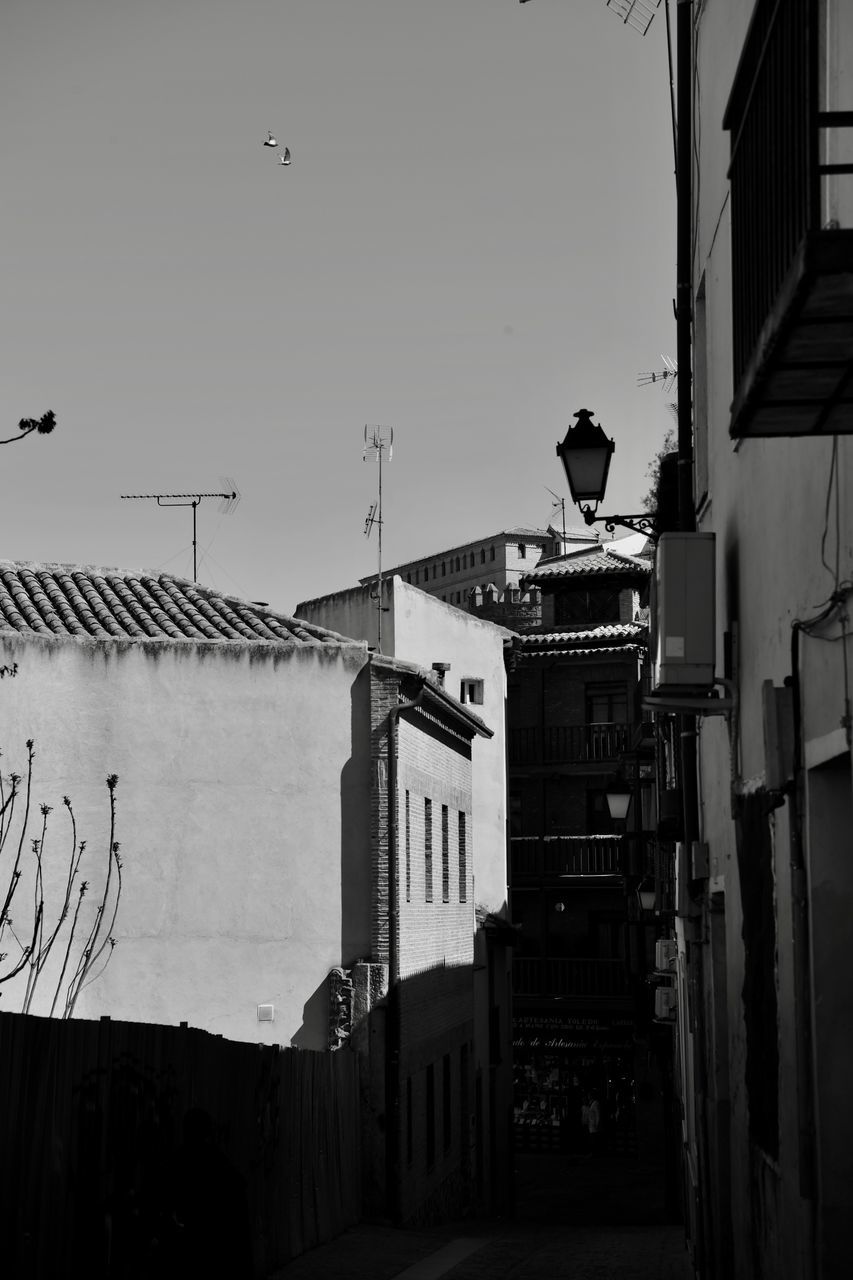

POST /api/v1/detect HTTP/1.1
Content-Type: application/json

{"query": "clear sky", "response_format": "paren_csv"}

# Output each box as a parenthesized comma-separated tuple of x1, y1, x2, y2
(2, 0, 677, 613)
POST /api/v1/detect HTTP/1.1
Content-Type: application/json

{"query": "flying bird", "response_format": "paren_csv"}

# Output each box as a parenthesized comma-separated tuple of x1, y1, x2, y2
(263, 131, 277, 147)
(279, 148, 291, 166)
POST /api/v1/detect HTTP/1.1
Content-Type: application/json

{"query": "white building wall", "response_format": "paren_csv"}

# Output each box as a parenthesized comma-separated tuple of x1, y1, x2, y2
(692, 2, 853, 1276)
(0, 636, 371, 1049)
(296, 577, 509, 918)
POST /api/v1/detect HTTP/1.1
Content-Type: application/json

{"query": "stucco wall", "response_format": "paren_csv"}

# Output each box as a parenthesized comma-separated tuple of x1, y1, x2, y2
(692, 3, 853, 1276)
(0, 635, 371, 1048)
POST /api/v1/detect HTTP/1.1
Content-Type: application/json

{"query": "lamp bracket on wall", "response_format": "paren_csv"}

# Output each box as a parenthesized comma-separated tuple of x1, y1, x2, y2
(578, 504, 659, 540)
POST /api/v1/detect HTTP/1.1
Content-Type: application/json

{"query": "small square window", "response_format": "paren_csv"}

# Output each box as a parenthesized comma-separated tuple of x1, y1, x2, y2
(460, 679, 484, 705)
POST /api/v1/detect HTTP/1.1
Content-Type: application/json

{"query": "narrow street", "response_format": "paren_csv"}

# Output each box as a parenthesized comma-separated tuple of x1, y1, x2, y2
(274, 1149, 693, 1280)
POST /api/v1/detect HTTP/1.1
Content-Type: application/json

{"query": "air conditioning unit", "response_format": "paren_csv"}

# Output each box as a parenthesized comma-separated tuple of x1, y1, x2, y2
(655, 938, 677, 972)
(655, 987, 677, 1020)
(652, 533, 716, 690)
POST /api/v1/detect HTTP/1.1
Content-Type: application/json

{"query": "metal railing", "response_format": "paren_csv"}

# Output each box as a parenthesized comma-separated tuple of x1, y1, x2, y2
(511, 836, 624, 878)
(513, 956, 629, 999)
(508, 723, 631, 766)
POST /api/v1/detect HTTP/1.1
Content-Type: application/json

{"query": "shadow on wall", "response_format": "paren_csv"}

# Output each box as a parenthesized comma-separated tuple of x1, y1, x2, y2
(292, 666, 372, 1051)
(290, 981, 332, 1050)
(340, 664, 372, 967)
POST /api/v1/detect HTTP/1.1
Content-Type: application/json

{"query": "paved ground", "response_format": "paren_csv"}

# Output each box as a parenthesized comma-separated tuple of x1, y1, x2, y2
(270, 1151, 695, 1280)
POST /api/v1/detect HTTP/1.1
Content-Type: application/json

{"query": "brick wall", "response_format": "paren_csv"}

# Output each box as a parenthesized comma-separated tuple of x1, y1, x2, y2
(368, 661, 478, 1225)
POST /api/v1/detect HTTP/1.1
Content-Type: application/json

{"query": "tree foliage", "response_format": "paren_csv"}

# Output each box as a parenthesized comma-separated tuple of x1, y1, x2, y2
(1, 411, 57, 446)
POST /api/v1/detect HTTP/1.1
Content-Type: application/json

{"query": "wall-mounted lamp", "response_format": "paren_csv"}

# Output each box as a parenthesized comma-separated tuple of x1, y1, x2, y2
(637, 878, 657, 915)
(556, 409, 658, 539)
(605, 779, 633, 823)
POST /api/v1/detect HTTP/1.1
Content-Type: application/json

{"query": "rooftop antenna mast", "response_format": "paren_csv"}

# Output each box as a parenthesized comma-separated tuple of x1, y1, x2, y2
(545, 486, 567, 543)
(363, 426, 393, 652)
(120, 479, 240, 581)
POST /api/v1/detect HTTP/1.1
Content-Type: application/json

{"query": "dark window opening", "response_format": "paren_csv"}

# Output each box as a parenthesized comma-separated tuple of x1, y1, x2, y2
(425, 798, 433, 902)
(555, 586, 621, 625)
(443, 1054, 452, 1152)
(458, 811, 467, 901)
(735, 792, 779, 1159)
(406, 1077, 413, 1165)
(426, 1064, 435, 1168)
(405, 790, 411, 901)
(441, 804, 450, 903)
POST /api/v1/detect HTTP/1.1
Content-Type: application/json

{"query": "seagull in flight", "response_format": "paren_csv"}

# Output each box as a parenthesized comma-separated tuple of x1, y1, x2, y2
(263, 131, 277, 147)
(279, 147, 292, 166)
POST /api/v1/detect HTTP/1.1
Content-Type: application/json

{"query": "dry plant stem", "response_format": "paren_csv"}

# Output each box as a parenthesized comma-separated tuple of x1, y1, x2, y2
(50, 884, 87, 1018)
(65, 777, 120, 1018)
(22, 806, 79, 1013)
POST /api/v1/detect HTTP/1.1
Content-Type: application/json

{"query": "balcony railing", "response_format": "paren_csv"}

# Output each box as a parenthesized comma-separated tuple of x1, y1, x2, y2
(511, 836, 625, 879)
(508, 722, 631, 767)
(724, 0, 853, 437)
(513, 956, 629, 1000)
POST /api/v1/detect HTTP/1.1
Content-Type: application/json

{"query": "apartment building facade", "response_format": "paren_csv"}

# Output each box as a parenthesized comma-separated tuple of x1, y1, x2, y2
(666, 3, 853, 1276)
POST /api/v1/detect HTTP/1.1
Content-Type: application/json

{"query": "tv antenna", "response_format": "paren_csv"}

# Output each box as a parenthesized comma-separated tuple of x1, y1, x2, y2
(545, 486, 567, 543)
(638, 355, 678, 394)
(120, 479, 240, 581)
(363, 426, 393, 652)
(605, 0, 662, 37)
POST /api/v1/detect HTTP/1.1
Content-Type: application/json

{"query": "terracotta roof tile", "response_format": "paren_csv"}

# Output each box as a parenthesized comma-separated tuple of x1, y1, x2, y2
(522, 545, 651, 580)
(0, 562, 360, 648)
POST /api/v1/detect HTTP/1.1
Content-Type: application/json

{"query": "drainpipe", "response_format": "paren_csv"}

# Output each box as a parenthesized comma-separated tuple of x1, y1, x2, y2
(385, 685, 427, 1224)
(789, 624, 816, 1211)
(675, 0, 711, 1267)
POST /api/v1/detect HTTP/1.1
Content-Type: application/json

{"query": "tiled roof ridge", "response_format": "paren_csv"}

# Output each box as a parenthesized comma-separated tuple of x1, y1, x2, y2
(521, 622, 647, 644)
(0, 561, 360, 647)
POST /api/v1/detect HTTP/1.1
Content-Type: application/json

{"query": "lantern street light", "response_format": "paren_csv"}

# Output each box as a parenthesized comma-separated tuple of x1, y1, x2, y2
(556, 409, 659, 539)
(637, 876, 657, 915)
(605, 779, 633, 824)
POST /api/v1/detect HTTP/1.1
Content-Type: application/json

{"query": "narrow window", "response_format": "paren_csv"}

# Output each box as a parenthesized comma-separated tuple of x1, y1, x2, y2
(442, 561, 446, 576)
(405, 790, 411, 902)
(480, 548, 486, 564)
(406, 1076, 413, 1165)
(406, 572, 411, 583)
(424, 565, 429, 581)
(458, 812, 467, 902)
(490, 546, 495, 561)
(442, 805, 450, 903)
(518, 543, 527, 559)
(426, 1064, 435, 1167)
(424, 798, 433, 902)
(443, 1054, 452, 1152)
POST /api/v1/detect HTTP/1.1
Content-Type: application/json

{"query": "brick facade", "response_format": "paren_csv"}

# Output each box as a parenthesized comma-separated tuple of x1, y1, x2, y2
(365, 656, 486, 1225)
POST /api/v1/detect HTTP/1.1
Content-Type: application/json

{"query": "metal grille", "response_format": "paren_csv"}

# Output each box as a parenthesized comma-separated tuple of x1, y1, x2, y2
(724, 0, 817, 386)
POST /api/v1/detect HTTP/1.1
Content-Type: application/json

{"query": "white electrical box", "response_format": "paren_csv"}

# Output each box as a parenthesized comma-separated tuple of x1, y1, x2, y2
(655, 938, 678, 972)
(652, 532, 716, 689)
(655, 987, 677, 1020)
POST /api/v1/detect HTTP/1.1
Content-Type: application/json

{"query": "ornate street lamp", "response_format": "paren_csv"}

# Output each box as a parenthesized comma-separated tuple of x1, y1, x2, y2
(556, 408, 658, 538)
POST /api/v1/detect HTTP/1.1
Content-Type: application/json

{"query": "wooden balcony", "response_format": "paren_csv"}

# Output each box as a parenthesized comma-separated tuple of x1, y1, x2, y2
(511, 836, 625, 880)
(513, 956, 629, 1001)
(725, 0, 853, 437)
(508, 722, 631, 767)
